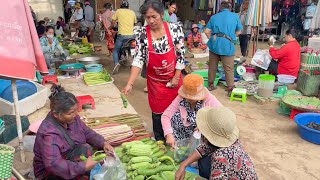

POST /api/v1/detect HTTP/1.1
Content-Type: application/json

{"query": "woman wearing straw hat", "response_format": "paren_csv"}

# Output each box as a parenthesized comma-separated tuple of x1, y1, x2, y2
(161, 74, 221, 148)
(175, 106, 258, 180)
(187, 24, 207, 52)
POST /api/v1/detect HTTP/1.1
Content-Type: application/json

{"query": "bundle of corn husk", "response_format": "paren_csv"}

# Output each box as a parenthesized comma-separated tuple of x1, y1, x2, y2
(93, 124, 134, 145)
(87, 114, 148, 137)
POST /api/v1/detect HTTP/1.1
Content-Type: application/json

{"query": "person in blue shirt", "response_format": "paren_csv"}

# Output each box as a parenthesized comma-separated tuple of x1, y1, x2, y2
(204, 1, 243, 96)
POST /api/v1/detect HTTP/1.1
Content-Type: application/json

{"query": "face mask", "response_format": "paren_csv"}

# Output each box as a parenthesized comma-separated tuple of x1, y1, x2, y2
(47, 34, 54, 38)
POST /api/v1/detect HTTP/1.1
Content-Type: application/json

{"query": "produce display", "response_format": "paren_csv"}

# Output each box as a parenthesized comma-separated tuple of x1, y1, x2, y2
(83, 70, 113, 86)
(114, 138, 198, 180)
(306, 122, 320, 131)
(86, 114, 149, 138)
(174, 146, 192, 163)
(282, 95, 320, 112)
(64, 43, 93, 55)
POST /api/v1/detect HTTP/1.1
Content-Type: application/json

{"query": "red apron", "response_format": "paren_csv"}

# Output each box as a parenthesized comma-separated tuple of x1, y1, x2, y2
(146, 23, 183, 114)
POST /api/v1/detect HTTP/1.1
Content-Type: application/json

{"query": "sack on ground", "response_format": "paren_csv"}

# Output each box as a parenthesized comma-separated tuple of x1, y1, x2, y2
(251, 49, 272, 70)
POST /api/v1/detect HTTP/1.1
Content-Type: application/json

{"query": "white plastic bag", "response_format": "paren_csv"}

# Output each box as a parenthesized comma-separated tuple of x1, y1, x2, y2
(251, 49, 272, 70)
(93, 155, 126, 180)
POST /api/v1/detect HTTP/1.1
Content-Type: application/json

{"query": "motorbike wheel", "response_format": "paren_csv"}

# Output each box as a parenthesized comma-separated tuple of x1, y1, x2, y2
(119, 50, 133, 67)
(99, 30, 105, 41)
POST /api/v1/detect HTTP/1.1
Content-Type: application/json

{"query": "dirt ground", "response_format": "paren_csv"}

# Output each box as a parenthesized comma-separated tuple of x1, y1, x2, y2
(11, 40, 320, 179)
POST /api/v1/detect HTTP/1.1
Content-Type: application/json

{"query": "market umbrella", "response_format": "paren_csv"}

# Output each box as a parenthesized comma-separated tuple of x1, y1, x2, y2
(0, 0, 48, 162)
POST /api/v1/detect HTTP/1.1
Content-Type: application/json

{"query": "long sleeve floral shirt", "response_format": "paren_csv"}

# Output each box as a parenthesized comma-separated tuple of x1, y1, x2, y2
(197, 140, 258, 179)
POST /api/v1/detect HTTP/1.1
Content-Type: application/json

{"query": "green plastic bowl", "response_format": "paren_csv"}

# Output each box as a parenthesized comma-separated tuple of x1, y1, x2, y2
(192, 70, 221, 87)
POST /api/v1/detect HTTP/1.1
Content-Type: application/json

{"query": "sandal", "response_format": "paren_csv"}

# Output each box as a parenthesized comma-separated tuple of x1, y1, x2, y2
(208, 82, 217, 91)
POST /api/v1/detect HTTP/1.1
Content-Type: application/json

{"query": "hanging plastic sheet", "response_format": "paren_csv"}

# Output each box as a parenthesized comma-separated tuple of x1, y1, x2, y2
(310, 1, 320, 30)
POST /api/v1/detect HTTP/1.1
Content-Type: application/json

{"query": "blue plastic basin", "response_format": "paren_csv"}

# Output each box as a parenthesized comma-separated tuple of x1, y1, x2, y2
(0, 81, 37, 103)
(295, 113, 320, 145)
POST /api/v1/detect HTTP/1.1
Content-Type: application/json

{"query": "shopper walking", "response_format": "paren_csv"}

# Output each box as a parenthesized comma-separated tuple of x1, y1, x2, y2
(111, 0, 137, 74)
(239, 0, 251, 59)
(204, 1, 242, 96)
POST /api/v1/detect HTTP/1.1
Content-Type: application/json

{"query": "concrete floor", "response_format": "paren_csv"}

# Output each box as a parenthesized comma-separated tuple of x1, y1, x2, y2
(11, 40, 320, 179)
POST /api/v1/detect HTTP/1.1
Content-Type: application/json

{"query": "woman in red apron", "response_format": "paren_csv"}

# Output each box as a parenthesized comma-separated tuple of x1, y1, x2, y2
(123, 0, 186, 140)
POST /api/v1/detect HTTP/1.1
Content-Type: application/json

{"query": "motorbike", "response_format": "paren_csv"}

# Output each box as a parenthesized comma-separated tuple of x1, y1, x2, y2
(118, 38, 136, 67)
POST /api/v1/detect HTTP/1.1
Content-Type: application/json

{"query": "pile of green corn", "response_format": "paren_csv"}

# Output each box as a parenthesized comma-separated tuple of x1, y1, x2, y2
(115, 138, 189, 180)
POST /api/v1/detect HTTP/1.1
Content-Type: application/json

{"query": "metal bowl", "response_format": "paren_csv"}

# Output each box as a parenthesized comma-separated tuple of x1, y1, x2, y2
(78, 57, 101, 65)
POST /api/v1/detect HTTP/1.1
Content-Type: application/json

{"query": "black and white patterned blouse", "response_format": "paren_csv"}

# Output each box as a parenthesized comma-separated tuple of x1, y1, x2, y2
(132, 23, 186, 70)
(171, 99, 203, 140)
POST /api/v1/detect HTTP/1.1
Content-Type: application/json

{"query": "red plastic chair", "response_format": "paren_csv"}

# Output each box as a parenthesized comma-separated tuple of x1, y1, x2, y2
(42, 75, 58, 85)
(76, 95, 96, 112)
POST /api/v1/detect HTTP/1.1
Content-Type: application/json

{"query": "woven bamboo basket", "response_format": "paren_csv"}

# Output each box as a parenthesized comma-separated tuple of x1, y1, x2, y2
(0, 144, 15, 179)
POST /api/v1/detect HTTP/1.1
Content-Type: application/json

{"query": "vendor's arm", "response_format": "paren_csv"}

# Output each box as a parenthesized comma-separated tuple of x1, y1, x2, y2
(78, 117, 105, 149)
(123, 28, 144, 95)
(161, 96, 182, 136)
(175, 150, 202, 180)
(42, 132, 87, 179)
(235, 15, 243, 36)
(204, 16, 214, 39)
(40, 37, 51, 54)
(269, 44, 289, 61)
(54, 38, 64, 53)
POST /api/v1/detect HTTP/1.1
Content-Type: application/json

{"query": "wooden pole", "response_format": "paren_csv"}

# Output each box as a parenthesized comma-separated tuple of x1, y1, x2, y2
(12, 80, 26, 162)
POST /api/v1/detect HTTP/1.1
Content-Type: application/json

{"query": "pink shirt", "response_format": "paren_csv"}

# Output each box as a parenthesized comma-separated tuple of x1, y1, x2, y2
(161, 89, 222, 136)
(102, 10, 113, 30)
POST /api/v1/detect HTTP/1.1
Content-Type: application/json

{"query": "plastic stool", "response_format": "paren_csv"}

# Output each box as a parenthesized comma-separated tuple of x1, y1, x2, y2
(290, 109, 305, 120)
(230, 88, 247, 103)
(42, 75, 58, 85)
(76, 95, 96, 112)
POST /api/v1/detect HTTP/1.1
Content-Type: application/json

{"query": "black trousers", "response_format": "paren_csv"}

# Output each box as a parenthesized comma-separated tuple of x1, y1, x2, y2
(239, 34, 251, 57)
(198, 155, 211, 179)
(152, 113, 165, 141)
(267, 60, 279, 75)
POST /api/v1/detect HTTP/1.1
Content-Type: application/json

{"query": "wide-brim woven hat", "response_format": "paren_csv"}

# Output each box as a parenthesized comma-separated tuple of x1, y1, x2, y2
(178, 74, 207, 101)
(196, 106, 239, 147)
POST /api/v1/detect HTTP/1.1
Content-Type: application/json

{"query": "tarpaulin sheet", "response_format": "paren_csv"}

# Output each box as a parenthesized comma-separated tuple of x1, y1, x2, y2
(0, 0, 48, 80)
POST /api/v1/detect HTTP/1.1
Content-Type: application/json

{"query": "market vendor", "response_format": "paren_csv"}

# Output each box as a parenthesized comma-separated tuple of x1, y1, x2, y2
(33, 85, 114, 179)
(187, 24, 207, 51)
(175, 106, 258, 180)
(40, 26, 66, 68)
(161, 74, 221, 147)
(122, 0, 185, 141)
(268, 29, 301, 77)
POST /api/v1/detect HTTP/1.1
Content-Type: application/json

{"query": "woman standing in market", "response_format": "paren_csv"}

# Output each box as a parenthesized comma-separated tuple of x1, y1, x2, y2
(122, 0, 186, 141)
(33, 85, 114, 179)
(102, 3, 115, 55)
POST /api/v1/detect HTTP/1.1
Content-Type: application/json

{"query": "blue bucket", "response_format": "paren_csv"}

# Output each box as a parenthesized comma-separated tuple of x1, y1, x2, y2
(295, 113, 320, 145)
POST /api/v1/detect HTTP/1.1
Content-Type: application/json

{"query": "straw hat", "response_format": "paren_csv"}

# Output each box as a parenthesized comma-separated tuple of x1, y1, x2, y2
(178, 74, 207, 101)
(75, 3, 81, 8)
(191, 24, 199, 29)
(196, 106, 239, 147)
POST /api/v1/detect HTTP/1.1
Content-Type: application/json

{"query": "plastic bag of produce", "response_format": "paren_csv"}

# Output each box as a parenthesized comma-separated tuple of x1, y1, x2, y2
(251, 49, 272, 70)
(174, 138, 192, 163)
(92, 155, 126, 180)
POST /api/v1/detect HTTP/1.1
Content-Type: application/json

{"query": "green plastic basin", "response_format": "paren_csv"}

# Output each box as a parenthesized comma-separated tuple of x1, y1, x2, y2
(192, 70, 221, 87)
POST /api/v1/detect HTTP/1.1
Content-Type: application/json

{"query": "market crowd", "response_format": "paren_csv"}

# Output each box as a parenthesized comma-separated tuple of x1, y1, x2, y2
(32, 0, 306, 179)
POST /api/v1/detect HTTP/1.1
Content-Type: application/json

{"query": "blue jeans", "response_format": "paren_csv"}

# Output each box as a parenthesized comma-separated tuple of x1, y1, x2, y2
(112, 34, 135, 64)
